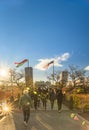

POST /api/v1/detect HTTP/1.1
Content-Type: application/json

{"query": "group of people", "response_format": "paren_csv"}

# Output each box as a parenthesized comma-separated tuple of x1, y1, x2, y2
(49, 88, 63, 112)
(18, 87, 64, 127)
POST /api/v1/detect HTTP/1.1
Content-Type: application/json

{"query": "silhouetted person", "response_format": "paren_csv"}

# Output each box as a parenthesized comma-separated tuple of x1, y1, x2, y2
(49, 88, 56, 110)
(33, 91, 38, 111)
(56, 89, 63, 112)
(19, 90, 33, 126)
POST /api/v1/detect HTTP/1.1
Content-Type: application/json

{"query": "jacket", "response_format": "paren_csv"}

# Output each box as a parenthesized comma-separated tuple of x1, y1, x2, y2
(19, 93, 33, 108)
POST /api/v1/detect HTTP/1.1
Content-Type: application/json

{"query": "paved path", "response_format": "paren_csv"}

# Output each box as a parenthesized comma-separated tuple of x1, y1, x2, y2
(13, 103, 89, 130)
(0, 114, 16, 130)
(0, 101, 89, 130)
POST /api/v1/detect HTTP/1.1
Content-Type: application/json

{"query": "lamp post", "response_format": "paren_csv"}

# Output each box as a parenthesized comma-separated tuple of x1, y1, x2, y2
(9, 69, 13, 95)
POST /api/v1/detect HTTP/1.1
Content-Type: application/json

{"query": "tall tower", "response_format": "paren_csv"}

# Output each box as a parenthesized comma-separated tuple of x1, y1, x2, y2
(60, 70, 68, 86)
(25, 67, 33, 87)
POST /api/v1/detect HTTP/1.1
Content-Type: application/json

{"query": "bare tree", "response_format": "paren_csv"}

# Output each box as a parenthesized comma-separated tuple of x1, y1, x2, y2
(68, 65, 86, 89)
(9, 69, 25, 89)
(47, 70, 60, 87)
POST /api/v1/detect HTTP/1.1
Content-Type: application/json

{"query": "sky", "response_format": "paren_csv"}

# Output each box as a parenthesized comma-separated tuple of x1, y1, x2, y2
(0, 0, 89, 82)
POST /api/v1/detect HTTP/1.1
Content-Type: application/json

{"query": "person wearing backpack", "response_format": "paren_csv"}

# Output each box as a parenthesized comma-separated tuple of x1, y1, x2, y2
(19, 90, 33, 126)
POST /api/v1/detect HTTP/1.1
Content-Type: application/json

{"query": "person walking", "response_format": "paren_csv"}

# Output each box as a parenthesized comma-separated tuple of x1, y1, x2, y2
(33, 90, 38, 111)
(49, 88, 56, 110)
(56, 88, 63, 112)
(19, 90, 33, 126)
(41, 90, 48, 110)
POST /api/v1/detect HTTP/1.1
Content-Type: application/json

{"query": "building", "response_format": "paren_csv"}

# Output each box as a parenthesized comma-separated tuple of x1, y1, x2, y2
(60, 70, 68, 86)
(35, 81, 46, 88)
(25, 67, 33, 87)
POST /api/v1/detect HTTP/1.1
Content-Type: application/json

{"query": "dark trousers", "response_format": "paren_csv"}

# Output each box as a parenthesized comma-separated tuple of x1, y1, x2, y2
(42, 99, 47, 110)
(57, 100, 62, 111)
(22, 106, 30, 123)
(50, 100, 54, 110)
(34, 101, 38, 110)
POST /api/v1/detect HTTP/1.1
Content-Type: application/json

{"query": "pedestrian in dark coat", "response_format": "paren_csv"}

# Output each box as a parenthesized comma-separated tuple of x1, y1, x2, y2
(33, 91, 38, 111)
(56, 89, 63, 112)
(49, 88, 56, 110)
(19, 90, 33, 126)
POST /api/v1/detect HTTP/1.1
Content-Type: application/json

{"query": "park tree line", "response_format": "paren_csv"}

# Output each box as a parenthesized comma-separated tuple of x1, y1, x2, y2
(0, 65, 88, 94)
(47, 65, 88, 93)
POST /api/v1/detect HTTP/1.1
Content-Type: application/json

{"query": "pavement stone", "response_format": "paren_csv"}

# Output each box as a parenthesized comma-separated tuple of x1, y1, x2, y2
(0, 114, 16, 130)
(0, 103, 89, 130)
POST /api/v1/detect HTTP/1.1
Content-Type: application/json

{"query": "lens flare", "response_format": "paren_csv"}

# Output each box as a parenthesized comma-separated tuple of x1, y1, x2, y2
(1, 102, 14, 115)
(70, 113, 75, 118)
(3, 105, 9, 112)
(82, 121, 86, 126)
(73, 115, 79, 120)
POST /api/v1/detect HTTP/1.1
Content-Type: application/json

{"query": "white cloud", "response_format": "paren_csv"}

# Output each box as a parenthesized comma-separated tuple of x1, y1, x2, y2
(34, 52, 70, 71)
(84, 66, 89, 71)
(57, 52, 70, 62)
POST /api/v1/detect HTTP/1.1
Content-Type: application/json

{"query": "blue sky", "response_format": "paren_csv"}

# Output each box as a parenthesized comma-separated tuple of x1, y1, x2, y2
(0, 0, 89, 81)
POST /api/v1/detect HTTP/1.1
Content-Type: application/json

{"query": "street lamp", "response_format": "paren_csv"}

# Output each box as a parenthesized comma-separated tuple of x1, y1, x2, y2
(9, 69, 14, 95)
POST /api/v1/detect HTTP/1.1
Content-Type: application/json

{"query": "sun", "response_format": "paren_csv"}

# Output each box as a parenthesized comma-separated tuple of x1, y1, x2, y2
(0, 69, 8, 77)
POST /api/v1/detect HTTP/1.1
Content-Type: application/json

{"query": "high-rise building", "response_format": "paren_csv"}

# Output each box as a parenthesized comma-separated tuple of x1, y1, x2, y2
(25, 67, 33, 87)
(60, 71, 68, 86)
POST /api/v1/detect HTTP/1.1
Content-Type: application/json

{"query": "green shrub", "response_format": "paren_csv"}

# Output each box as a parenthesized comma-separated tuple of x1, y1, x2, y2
(83, 104, 89, 112)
